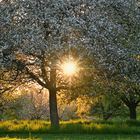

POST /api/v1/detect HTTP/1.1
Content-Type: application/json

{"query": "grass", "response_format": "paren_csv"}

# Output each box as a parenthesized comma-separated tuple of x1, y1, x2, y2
(1, 134, 140, 140)
(36, 134, 140, 140)
(0, 138, 39, 140)
(0, 120, 140, 140)
(0, 120, 140, 134)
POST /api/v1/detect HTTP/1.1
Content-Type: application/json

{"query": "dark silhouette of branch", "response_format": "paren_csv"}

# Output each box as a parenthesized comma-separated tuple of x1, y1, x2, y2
(26, 67, 49, 89)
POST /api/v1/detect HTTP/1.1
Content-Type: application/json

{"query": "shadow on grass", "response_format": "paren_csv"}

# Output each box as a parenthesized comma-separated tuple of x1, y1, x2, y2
(1, 134, 140, 140)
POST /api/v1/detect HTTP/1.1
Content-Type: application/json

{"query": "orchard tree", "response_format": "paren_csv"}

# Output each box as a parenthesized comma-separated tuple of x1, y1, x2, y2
(0, 0, 93, 127)
(0, 0, 140, 126)
(83, 0, 140, 119)
(121, 81, 140, 120)
(0, 80, 19, 120)
(12, 85, 50, 120)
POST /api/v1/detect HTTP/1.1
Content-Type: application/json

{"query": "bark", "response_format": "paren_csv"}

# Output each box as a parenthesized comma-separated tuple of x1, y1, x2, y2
(49, 61, 59, 127)
(103, 112, 113, 120)
(121, 97, 138, 120)
(129, 105, 137, 120)
(49, 88, 59, 127)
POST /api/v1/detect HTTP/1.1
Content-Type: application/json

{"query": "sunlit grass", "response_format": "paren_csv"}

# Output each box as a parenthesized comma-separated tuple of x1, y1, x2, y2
(0, 120, 140, 140)
(0, 137, 40, 140)
(0, 120, 140, 134)
(0, 120, 50, 133)
(0, 138, 34, 140)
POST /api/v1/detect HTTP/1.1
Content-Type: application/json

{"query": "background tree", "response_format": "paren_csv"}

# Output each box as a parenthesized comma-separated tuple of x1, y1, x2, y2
(11, 85, 50, 120)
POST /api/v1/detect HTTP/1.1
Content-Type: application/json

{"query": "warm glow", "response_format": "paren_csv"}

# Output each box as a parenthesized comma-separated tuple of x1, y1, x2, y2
(63, 62, 77, 75)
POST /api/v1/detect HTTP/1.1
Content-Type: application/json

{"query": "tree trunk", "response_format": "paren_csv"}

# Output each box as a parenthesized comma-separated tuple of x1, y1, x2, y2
(103, 112, 113, 120)
(129, 105, 136, 120)
(49, 88, 59, 127)
(49, 61, 59, 127)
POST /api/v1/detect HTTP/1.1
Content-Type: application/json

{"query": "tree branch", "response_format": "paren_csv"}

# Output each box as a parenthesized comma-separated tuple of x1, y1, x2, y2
(26, 67, 49, 89)
(40, 54, 50, 84)
(56, 83, 92, 92)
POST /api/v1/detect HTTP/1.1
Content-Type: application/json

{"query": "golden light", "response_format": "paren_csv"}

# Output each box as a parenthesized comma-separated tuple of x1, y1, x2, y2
(62, 61, 77, 75)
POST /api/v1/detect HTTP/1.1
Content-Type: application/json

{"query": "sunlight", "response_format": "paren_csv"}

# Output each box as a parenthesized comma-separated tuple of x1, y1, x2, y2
(62, 61, 77, 75)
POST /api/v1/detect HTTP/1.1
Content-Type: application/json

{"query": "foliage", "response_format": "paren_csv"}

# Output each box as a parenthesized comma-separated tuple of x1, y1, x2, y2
(12, 85, 50, 120)
(91, 94, 127, 120)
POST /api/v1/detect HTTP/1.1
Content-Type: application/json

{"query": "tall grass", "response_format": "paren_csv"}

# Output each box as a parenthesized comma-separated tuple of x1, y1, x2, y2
(0, 120, 140, 134)
(0, 138, 38, 140)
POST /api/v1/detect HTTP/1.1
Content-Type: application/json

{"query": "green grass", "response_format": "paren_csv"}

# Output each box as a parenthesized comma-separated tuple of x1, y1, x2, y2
(0, 138, 38, 140)
(37, 134, 140, 140)
(0, 120, 140, 134)
(1, 134, 140, 140)
(0, 120, 140, 140)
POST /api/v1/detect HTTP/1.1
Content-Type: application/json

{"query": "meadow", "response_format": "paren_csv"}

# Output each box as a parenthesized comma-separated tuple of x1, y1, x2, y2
(0, 120, 140, 140)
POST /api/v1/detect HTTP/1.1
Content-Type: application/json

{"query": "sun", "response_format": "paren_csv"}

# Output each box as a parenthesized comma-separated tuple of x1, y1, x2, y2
(62, 62, 77, 75)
